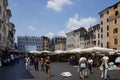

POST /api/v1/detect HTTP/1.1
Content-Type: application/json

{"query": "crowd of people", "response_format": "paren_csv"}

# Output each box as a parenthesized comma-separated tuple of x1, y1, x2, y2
(23, 53, 113, 79)
(78, 55, 93, 79)
(24, 55, 51, 78)
(78, 54, 110, 80)
(0, 53, 21, 66)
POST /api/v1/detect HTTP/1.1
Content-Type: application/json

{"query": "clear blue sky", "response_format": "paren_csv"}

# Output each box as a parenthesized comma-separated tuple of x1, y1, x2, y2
(8, 0, 119, 40)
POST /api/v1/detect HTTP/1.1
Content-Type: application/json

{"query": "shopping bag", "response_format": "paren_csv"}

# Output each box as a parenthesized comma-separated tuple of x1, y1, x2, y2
(99, 65, 103, 70)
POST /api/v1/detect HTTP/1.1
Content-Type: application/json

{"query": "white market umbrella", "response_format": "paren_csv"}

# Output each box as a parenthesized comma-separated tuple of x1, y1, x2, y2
(81, 48, 93, 52)
(82, 47, 115, 52)
(63, 50, 69, 54)
(90, 47, 109, 51)
(41, 50, 51, 54)
(54, 50, 65, 54)
(29, 51, 41, 54)
(69, 48, 82, 53)
(115, 57, 120, 63)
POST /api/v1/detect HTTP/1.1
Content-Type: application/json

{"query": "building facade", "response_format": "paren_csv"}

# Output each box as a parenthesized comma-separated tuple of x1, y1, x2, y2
(0, 0, 15, 52)
(55, 39, 66, 51)
(8, 22, 16, 49)
(17, 36, 50, 52)
(0, 0, 15, 66)
(66, 31, 74, 50)
(42, 36, 50, 51)
(6, 9, 16, 50)
(90, 24, 100, 47)
(109, 2, 120, 50)
(0, 0, 8, 51)
(50, 36, 66, 51)
(99, 7, 110, 48)
(17, 36, 43, 52)
(99, 1, 120, 50)
(65, 1, 120, 51)
(87, 27, 94, 47)
(79, 27, 89, 48)
(66, 27, 88, 50)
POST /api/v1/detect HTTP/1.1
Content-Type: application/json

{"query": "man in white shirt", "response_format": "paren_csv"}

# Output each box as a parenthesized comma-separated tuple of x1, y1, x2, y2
(101, 54, 109, 79)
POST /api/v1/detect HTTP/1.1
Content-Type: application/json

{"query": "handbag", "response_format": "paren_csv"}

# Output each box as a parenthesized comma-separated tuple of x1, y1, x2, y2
(99, 64, 103, 70)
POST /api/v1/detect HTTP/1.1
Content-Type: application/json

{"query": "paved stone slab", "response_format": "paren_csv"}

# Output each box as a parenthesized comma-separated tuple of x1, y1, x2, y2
(29, 62, 120, 80)
(0, 60, 120, 80)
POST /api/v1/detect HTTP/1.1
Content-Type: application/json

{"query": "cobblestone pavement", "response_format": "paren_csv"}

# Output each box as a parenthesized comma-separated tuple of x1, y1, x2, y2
(29, 62, 120, 80)
(0, 60, 120, 80)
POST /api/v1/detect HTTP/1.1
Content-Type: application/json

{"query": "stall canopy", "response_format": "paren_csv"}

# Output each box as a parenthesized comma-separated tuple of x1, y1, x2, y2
(29, 51, 41, 54)
(41, 50, 51, 54)
(54, 50, 65, 54)
(82, 47, 115, 52)
(69, 48, 82, 53)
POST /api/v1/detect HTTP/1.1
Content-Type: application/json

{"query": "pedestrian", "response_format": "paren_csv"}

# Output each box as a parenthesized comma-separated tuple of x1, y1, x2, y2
(34, 56, 39, 71)
(100, 54, 109, 79)
(10, 54, 15, 64)
(25, 55, 30, 70)
(45, 56, 51, 78)
(69, 56, 73, 65)
(40, 58, 45, 71)
(87, 56, 93, 74)
(72, 55, 76, 65)
(16, 54, 20, 64)
(78, 55, 87, 79)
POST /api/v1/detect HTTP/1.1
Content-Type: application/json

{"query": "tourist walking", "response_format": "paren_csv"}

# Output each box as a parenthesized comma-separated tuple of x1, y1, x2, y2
(87, 56, 93, 74)
(40, 58, 45, 71)
(69, 56, 73, 65)
(10, 54, 15, 64)
(25, 55, 30, 70)
(100, 54, 109, 79)
(34, 56, 39, 71)
(45, 56, 51, 78)
(78, 55, 87, 79)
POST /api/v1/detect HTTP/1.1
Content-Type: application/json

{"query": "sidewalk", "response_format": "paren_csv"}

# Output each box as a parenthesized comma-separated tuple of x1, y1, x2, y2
(0, 59, 35, 80)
